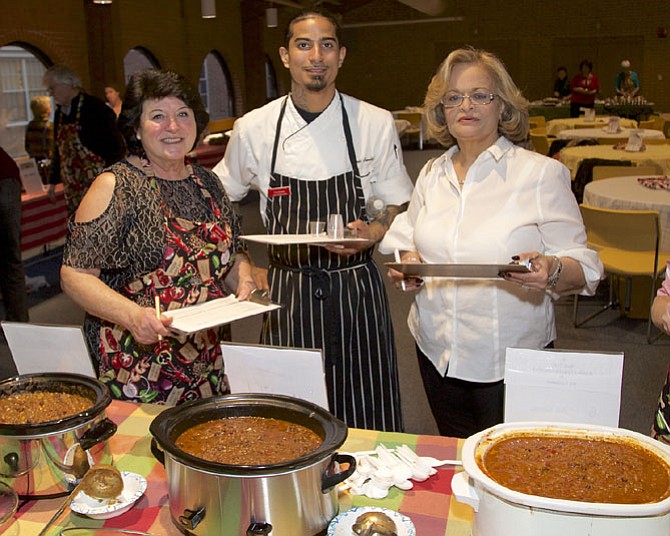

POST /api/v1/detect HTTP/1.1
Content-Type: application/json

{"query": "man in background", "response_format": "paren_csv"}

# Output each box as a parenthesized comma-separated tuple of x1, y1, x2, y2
(43, 65, 124, 215)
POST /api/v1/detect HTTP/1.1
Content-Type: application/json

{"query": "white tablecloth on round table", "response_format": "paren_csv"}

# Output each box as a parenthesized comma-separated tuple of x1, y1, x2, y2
(583, 175, 670, 251)
(546, 117, 638, 137)
(559, 144, 670, 179)
(557, 128, 665, 140)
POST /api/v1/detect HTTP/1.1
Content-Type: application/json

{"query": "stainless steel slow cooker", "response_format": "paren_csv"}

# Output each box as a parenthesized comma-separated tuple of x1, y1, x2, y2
(0, 373, 117, 499)
(452, 421, 670, 536)
(150, 393, 356, 536)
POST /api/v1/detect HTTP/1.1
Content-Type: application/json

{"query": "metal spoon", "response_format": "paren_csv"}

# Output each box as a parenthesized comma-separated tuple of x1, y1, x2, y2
(352, 511, 398, 536)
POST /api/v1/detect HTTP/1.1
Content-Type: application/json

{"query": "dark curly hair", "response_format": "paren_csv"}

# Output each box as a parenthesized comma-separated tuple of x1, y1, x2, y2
(118, 68, 209, 156)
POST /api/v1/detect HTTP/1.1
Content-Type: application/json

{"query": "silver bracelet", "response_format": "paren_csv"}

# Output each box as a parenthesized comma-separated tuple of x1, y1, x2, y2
(547, 256, 563, 288)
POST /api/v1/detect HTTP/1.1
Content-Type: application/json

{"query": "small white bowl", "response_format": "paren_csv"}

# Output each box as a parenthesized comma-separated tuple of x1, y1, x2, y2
(70, 472, 147, 520)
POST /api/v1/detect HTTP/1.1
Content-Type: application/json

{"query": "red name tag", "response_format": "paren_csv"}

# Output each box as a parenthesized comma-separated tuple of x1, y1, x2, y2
(268, 186, 291, 198)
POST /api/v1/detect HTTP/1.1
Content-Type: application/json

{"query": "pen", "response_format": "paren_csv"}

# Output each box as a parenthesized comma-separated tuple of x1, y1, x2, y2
(155, 295, 163, 341)
(394, 249, 407, 291)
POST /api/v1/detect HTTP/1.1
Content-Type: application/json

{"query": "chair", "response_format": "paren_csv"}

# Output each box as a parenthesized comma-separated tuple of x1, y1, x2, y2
(639, 115, 666, 132)
(528, 115, 546, 130)
(395, 111, 424, 150)
(596, 137, 628, 145)
(530, 129, 549, 155)
(572, 158, 632, 203)
(206, 117, 237, 135)
(591, 165, 658, 181)
(643, 138, 667, 145)
(574, 205, 666, 343)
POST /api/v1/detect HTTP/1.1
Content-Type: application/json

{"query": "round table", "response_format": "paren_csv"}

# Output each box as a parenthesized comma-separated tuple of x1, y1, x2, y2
(557, 128, 665, 141)
(546, 117, 638, 137)
(559, 144, 670, 179)
(583, 175, 670, 251)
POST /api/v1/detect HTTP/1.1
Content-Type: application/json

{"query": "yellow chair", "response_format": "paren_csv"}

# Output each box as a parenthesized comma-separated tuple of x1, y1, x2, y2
(206, 117, 237, 134)
(528, 115, 546, 130)
(639, 115, 666, 132)
(574, 205, 667, 342)
(591, 165, 658, 181)
(596, 137, 628, 145)
(395, 111, 424, 150)
(530, 129, 549, 155)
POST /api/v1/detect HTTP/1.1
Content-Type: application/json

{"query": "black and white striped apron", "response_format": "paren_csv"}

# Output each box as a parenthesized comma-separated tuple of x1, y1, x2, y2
(261, 96, 403, 432)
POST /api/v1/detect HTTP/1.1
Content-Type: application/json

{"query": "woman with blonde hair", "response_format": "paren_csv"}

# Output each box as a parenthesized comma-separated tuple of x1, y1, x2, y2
(381, 47, 603, 437)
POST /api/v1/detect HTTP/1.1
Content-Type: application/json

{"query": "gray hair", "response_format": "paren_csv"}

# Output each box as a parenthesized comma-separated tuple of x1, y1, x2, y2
(423, 47, 529, 148)
(43, 64, 82, 89)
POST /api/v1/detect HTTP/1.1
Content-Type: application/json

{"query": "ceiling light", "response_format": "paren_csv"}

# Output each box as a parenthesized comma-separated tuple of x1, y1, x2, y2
(201, 0, 216, 18)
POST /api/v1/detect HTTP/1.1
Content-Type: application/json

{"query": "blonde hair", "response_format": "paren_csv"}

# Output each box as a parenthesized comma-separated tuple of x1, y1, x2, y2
(423, 47, 529, 148)
(30, 96, 51, 119)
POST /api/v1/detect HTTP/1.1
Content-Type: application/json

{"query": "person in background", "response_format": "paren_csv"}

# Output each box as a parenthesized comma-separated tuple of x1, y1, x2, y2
(104, 83, 123, 117)
(24, 96, 53, 161)
(615, 60, 640, 98)
(43, 65, 125, 215)
(569, 59, 600, 117)
(649, 261, 670, 444)
(552, 66, 570, 99)
(213, 10, 414, 431)
(60, 69, 257, 405)
(381, 47, 604, 438)
(0, 146, 29, 324)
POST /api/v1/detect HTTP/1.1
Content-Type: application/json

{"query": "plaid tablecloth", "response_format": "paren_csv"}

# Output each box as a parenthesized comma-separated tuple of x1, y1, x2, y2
(3, 400, 474, 535)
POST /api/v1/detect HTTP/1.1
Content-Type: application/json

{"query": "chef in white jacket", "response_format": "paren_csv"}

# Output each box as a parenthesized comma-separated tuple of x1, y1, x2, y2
(213, 10, 413, 431)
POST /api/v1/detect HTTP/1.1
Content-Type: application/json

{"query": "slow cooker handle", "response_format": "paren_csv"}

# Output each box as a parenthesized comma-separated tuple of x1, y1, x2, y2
(78, 418, 117, 451)
(150, 438, 165, 465)
(321, 453, 356, 492)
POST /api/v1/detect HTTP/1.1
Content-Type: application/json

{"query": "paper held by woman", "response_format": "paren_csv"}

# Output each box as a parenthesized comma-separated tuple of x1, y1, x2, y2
(385, 262, 530, 278)
(165, 295, 280, 334)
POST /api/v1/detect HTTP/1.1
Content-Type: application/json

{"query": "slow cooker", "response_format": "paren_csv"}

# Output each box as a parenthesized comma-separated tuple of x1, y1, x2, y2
(150, 393, 356, 536)
(452, 421, 670, 536)
(0, 373, 116, 499)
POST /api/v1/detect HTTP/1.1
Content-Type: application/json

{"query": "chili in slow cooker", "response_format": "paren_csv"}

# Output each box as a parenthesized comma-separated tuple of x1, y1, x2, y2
(480, 435, 670, 504)
(176, 416, 322, 465)
(0, 391, 91, 424)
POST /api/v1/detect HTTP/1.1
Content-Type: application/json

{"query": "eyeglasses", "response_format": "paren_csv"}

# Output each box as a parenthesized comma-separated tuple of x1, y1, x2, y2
(441, 92, 497, 107)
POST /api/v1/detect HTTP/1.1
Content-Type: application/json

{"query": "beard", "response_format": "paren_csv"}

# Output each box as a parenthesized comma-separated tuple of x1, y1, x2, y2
(305, 74, 327, 92)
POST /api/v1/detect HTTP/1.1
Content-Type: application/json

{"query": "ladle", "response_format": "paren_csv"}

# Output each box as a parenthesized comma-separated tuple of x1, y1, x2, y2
(38, 465, 123, 536)
(352, 511, 398, 536)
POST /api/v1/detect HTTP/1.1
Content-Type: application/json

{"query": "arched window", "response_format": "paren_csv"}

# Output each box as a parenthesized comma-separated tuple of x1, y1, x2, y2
(123, 47, 160, 83)
(0, 44, 50, 157)
(199, 51, 233, 120)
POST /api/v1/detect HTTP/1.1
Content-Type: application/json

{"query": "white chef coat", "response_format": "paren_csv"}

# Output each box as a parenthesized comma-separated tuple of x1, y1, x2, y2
(380, 136, 604, 382)
(213, 92, 413, 224)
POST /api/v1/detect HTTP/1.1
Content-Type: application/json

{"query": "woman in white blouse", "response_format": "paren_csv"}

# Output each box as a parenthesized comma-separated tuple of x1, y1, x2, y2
(380, 47, 604, 438)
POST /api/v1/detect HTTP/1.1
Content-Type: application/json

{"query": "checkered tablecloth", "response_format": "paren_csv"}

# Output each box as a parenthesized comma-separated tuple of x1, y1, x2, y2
(4, 400, 473, 535)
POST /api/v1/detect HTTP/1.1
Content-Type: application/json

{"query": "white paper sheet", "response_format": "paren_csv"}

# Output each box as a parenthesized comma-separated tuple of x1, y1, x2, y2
(241, 233, 370, 247)
(504, 347, 623, 427)
(1, 321, 96, 377)
(15, 157, 45, 196)
(165, 295, 280, 334)
(221, 342, 329, 410)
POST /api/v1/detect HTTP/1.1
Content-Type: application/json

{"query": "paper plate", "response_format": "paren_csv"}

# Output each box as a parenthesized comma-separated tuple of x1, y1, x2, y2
(328, 506, 416, 536)
(70, 472, 146, 520)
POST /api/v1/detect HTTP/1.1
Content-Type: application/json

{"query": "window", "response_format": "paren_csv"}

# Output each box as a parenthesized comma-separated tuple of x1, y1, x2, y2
(199, 51, 233, 121)
(0, 44, 49, 157)
(123, 47, 159, 83)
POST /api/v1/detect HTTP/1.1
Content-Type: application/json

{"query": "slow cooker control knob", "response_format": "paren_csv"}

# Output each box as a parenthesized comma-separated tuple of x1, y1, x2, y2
(179, 506, 205, 530)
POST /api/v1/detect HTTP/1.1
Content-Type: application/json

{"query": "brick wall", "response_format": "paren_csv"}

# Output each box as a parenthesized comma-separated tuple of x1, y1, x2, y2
(1, 0, 669, 119)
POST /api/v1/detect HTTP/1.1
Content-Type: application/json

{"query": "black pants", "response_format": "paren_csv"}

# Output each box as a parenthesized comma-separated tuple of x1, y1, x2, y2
(416, 342, 555, 438)
(0, 178, 28, 322)
(570, 101, 594, 118)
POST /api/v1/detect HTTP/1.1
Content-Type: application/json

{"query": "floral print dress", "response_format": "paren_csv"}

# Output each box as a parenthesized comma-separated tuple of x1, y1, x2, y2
(63, 159, 243, 405)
